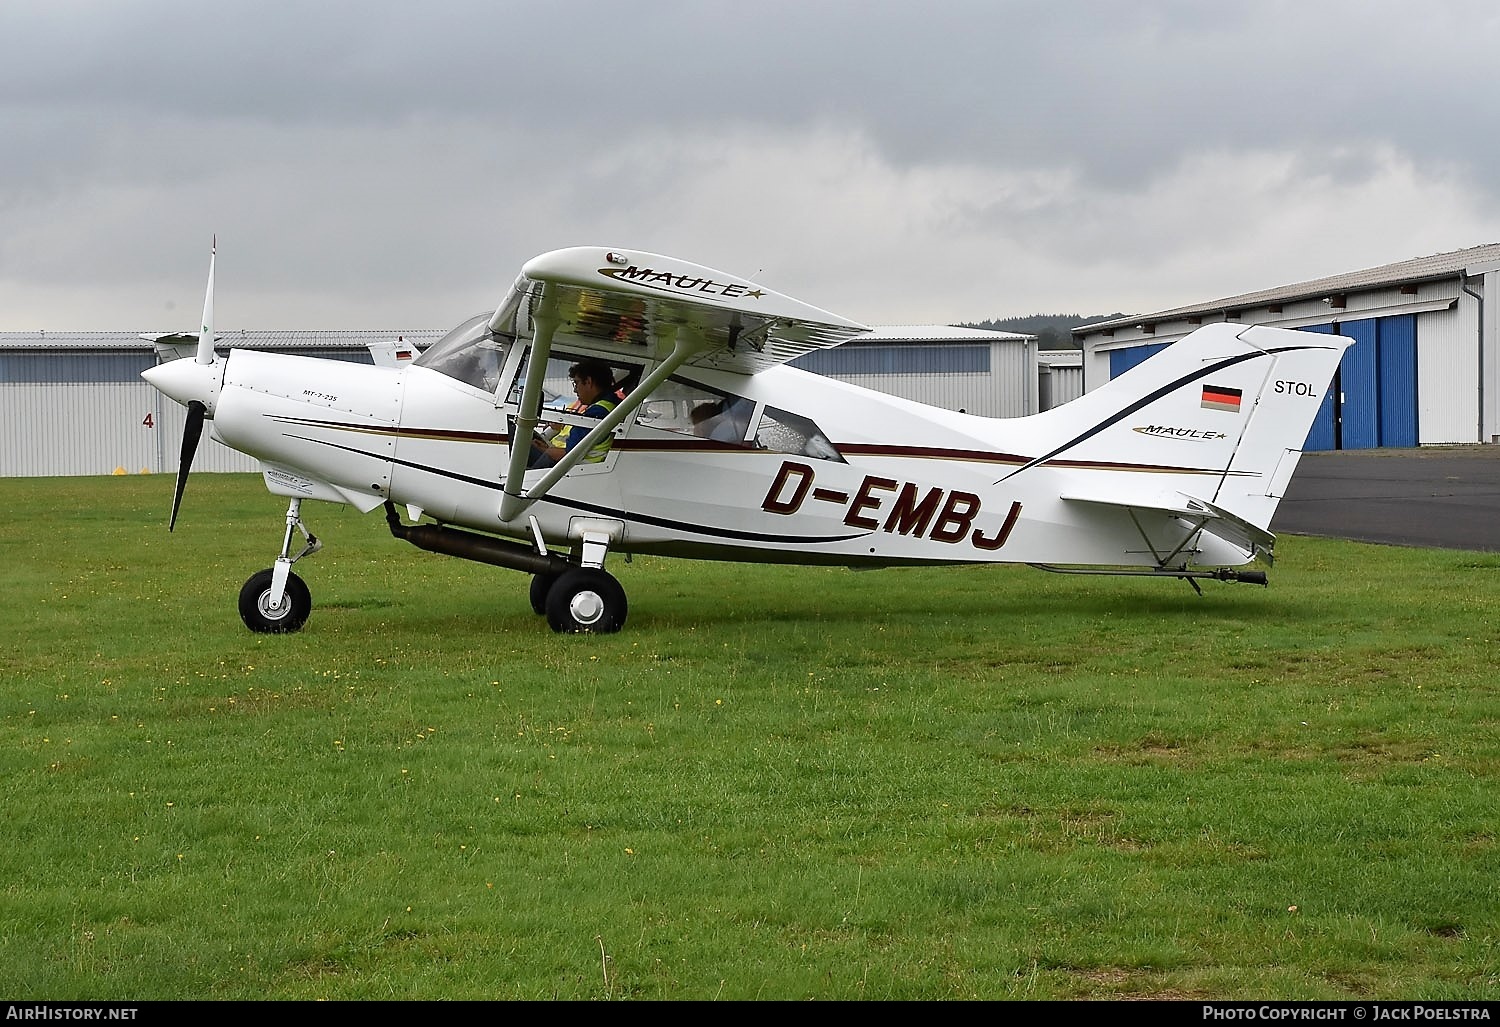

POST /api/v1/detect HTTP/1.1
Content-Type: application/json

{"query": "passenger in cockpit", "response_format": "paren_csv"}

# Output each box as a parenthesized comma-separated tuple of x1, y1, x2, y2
(690, 401, 729, 439)
(691, 397, 752, 443)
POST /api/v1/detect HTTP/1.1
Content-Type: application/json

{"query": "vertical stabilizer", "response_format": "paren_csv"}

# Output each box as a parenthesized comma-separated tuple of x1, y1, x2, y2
(1011, 322, 1350, 533)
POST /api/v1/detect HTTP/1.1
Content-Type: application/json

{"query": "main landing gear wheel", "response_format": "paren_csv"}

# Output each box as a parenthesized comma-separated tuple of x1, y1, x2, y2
(529, 572, 559, 616)
(545, 568, 627, 634)
(238, 568, 312, 634)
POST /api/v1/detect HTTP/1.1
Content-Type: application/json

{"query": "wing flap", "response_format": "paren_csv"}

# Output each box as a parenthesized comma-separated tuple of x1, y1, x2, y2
(491, 247, 870, 373)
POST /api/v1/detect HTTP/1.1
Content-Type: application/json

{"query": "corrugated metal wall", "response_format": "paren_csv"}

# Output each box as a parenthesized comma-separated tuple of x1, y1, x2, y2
(1057, 367, 1083, 405)
(0, 351, 146, 384)
(794, 339, 1039, 416)
(828, 373, 1008, 416)
(794, 344, 988, 376)
(0, 382, 256, 477)
(1034, 350, 1080, 409)
(989, 339, 1037, 416)
(1415, 297, 1477, 445)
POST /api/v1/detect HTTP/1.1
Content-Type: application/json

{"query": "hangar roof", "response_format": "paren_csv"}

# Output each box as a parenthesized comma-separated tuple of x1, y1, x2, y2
(0, 325, 1025, 352)
(860, 324, 1032, 343)
(1076, 242, 1500, 335)
(0, 329, 447, 352)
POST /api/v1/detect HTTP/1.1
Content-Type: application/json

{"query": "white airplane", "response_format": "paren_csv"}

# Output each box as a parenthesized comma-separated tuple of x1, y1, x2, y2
(142, 243, 1350, 634)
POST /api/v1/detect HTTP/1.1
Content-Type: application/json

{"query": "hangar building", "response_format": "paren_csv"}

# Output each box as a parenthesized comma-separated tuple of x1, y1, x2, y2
(1072, 243, 1500, 449)
(790, 324, 1079, 417)
(0, 331, 445, 477)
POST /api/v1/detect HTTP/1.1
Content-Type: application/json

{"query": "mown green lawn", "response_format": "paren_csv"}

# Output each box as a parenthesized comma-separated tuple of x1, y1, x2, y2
(1, 474, 1495, 1000)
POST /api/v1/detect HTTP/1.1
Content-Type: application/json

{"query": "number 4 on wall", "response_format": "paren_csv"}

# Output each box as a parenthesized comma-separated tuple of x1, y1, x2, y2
(142, 413, 154, 428)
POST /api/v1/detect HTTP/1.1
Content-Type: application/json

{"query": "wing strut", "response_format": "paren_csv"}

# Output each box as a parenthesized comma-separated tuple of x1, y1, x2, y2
(499, 322, 701, 523)
(499, 289, 563, 513)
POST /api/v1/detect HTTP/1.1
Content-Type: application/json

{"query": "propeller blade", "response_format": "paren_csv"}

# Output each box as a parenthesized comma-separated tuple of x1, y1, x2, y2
(196, 236, 216, 365)
(169, 399, 206, 532)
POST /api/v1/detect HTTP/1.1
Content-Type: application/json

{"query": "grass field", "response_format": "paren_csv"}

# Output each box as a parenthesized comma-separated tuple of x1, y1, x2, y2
(2, 473, 1496, 1000)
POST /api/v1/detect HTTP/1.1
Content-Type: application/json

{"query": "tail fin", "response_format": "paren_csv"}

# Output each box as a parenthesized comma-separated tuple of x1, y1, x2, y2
(1013, 322, 1350, 534)
(1206, 324, 1350, 529)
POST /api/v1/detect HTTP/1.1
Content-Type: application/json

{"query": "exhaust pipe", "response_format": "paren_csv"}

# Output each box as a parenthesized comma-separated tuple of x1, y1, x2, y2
(384, 503, 572, 577)
(1211, 568, 1268, 586)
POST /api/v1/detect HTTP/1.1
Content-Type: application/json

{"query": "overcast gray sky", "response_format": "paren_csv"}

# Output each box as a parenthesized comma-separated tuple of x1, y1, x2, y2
(3, 0, 1499, 331)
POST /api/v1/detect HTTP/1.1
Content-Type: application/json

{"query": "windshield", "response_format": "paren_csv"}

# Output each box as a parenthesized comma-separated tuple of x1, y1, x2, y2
(413, 313, 510, 391)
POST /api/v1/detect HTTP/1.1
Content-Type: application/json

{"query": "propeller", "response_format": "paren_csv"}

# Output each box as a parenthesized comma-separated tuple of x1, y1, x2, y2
(169, 399, 206, 532)
(158, 236, 217, 531)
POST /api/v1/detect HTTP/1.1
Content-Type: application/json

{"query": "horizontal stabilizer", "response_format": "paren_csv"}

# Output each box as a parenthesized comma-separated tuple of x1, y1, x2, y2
(140, 332, 216, 363)
(1061, 489, 1276, 562)
(366, 338, 417, 368)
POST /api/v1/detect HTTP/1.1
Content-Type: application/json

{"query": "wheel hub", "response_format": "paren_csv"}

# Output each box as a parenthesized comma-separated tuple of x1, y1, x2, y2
(569, 589, 605, 626)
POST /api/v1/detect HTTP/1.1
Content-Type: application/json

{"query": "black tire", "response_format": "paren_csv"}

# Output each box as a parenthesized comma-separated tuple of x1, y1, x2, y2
(529, 572, 559, 616)
(238, 568, 312, 634)
(544, 568, 627, 634)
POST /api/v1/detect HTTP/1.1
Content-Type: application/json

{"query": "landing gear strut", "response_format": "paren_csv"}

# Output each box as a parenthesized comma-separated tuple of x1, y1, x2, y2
(239, 499, 321, 633)
(383, 503, 626, 633)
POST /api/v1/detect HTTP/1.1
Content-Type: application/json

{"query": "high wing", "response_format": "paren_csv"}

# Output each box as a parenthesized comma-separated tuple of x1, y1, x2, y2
(493, 247, 871, 521)
(490, 247, 871, 374)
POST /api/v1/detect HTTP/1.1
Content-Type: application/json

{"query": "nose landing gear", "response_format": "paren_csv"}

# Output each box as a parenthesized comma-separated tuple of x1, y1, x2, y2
(239, 499, 321, 633)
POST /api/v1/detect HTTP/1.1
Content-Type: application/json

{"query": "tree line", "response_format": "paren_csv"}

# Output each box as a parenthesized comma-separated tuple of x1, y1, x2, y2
(963, 313, 1125, 350)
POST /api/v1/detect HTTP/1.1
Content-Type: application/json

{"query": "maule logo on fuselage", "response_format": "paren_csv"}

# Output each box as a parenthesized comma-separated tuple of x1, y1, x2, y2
(598, 265, 766, 301)
(1133, 425, 1229, 441)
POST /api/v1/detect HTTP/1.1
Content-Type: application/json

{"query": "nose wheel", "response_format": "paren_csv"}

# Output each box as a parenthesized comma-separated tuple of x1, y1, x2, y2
(239, 568, 312, 633)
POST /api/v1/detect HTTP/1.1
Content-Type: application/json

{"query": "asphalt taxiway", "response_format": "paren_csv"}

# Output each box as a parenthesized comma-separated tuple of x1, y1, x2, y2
(1271, 446, 1500, 552)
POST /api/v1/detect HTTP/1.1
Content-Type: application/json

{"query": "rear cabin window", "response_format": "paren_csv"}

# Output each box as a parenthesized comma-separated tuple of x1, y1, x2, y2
(637, 377, 844, 462)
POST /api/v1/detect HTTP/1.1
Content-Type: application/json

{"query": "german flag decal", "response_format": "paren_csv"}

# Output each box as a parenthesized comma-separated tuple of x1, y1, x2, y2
(1201, 384, 1243, 413)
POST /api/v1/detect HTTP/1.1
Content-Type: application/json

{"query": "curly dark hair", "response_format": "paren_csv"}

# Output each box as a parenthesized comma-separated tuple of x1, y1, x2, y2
(568, 359, 616, 391)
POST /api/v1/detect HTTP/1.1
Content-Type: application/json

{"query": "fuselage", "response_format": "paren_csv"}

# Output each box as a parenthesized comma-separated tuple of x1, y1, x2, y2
(194, 335, 1265, 571)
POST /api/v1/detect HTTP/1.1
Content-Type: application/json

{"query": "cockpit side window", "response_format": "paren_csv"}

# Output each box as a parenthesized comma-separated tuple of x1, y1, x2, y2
(414, 313, 510, 392)
(635, 379, 750, 442)
(635, 376, 844, 462)
(503, 347, 641, 414)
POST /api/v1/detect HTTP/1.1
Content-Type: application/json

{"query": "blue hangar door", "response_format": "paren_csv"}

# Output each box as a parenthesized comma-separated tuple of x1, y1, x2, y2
(1297, 315, 1417, 451)
(1109, 342, 1170, 379)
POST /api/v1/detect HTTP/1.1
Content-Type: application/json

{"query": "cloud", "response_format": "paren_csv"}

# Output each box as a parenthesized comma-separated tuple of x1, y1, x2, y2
(3, 0, 1500, 330)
